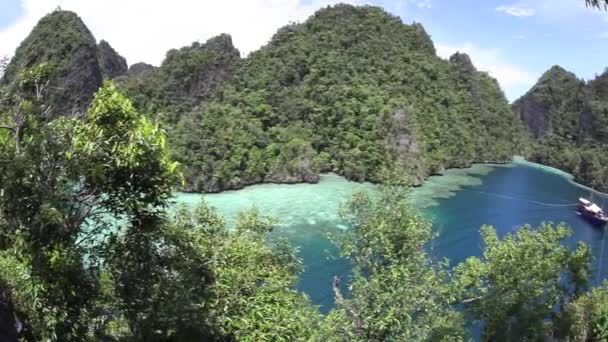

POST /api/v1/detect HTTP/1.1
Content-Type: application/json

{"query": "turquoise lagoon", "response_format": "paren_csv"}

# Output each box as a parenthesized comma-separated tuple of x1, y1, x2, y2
(173, 160, 608, 313)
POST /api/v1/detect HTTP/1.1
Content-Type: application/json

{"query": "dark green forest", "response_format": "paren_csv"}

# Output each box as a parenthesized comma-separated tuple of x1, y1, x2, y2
(118, 5, 526, 192)
(515, 66, 608, 192)
(1, 3, 608, 342)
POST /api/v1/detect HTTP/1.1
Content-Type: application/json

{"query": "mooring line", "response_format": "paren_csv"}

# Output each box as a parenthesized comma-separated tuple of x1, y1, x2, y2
(424, 180, 579, 207)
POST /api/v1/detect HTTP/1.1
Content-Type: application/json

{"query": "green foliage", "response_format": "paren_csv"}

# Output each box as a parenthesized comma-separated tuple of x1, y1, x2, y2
(1, 10, 102, 118)
(319, 189, 467, 341)
(516, 65, 608, 192)
(0, 56, 8, 78)
(455, 223, 591, 341)
(118, 34, 240, 125)
(73, 82, 182, 214)
(557, 282, 608, 341)
(0, 75, 180, 340)
(105, 201, 321, 341)
(1, 11, 93, 84)
(3, 5, 608, 341)
(122, 4, 525, 192)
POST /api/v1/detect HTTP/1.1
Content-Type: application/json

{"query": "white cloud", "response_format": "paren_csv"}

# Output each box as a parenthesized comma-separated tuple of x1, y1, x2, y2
(496, 4, 536, 17)
(415, 0, 431, 9)
(0, 0, 361, 66)
(436, 42, 537, 101)
(512, 0, 608, 22)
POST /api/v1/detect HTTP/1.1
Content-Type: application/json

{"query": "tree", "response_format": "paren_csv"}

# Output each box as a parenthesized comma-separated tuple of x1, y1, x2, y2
(454, 224, 591, 341)
(0, 56, 8, 79)
(556, 282, 608, 341)
(0, 76, 181, 340)
(319, 186, 467, 341)
(587, 0, 608, 9)
(126, 4, 524, 193)
(103, 201, 321, 341)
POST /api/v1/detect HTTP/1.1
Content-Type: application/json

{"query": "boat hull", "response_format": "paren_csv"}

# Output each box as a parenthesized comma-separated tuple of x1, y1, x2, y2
(577, 210, 608, 226)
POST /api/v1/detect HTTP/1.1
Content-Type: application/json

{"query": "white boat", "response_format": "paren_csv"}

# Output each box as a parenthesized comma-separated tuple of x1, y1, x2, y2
(576, 198, 608, 226)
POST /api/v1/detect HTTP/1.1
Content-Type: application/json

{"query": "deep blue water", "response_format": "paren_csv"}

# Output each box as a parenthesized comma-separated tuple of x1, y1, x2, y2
(290, 164, 608, 313)
(180, 163, 608, 314)
(429, 164, 608, 279)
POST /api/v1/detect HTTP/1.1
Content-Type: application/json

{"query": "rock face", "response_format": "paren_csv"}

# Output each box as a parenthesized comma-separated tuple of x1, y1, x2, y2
(3, 6, 527, 193)
(128, 62, 155, 76)
(514, 66, 585, 139)
(163, 4, 524, 192)
(449, 53, 481, 106)
(449, 52, 527, 163)
(384, 108, 423, 181)
(517, 95, 550, 139)
(514, 65, 608, 192)
(118, 33, 241, 125)
(160, 33, 240, 106)
(1, 10, 104, 118)
(98, 40, 128, 79)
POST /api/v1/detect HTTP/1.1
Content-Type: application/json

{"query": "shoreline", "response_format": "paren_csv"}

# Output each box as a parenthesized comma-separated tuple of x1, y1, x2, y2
(176, 156, 608, 201)
(179, 159, 513, 196)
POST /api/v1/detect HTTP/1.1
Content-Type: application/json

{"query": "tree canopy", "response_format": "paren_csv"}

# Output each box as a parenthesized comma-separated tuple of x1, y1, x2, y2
(119, 4, 527, 193)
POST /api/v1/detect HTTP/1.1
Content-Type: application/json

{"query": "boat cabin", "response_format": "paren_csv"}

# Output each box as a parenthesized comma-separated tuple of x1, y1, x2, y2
(577, 197, 608, 226)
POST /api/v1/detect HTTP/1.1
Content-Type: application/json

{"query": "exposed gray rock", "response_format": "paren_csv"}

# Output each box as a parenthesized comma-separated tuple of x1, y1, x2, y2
(517, 94, 550, 139)
(513, 66, 583, 140)
(161, 33, 240, 105)
(98, 40, 128, 79)
(128, 62, 155, 76)
(450, 52, 481, 107)
(384, 107, 425, 177)
(1, 10, 103, 118)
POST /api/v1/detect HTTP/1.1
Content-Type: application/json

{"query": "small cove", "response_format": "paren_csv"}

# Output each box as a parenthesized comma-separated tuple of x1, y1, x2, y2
(173, 161, 608, 313)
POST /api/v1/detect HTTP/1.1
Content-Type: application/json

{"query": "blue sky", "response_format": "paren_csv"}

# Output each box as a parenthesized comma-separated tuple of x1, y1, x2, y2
(377, 0, 608, 101)
(1, 0, 608, 101)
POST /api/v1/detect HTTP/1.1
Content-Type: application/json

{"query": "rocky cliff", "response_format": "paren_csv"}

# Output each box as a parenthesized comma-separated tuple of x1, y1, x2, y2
(98, 40, 128, 79)
(514, 66, 587, 140)
(1, 10, 103, 118)
(2, 6, 528, 193)
(118, 34, 241, 125)
(127, 62, 155, 76)
(514, 66, 608, 191)
(166, 4, 525, 192)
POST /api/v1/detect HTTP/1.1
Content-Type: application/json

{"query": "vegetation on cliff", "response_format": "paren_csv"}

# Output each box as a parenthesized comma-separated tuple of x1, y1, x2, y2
(119, 4, 526, 192)
(98, 40, 128, 79)
(1, 10, 103, 119)
(0, 78, 603, 340)
(0, 10, 126, 120)
(515, 66, 608, 191)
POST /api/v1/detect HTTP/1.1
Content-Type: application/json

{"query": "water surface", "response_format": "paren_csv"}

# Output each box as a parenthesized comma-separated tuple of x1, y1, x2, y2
(173, 161, 608, 313)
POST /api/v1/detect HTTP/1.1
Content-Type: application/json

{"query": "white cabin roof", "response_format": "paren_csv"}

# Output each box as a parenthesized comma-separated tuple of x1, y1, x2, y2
(587, 203, 603, 214)
(580, 198, 604, 214)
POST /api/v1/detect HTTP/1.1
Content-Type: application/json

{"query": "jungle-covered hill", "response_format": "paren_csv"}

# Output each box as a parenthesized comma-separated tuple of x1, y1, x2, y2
(514, 66, 608, 191)
(3, 5, 528, 193)
(0, 11, 127, 120)
(117, 4, 527, 192)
